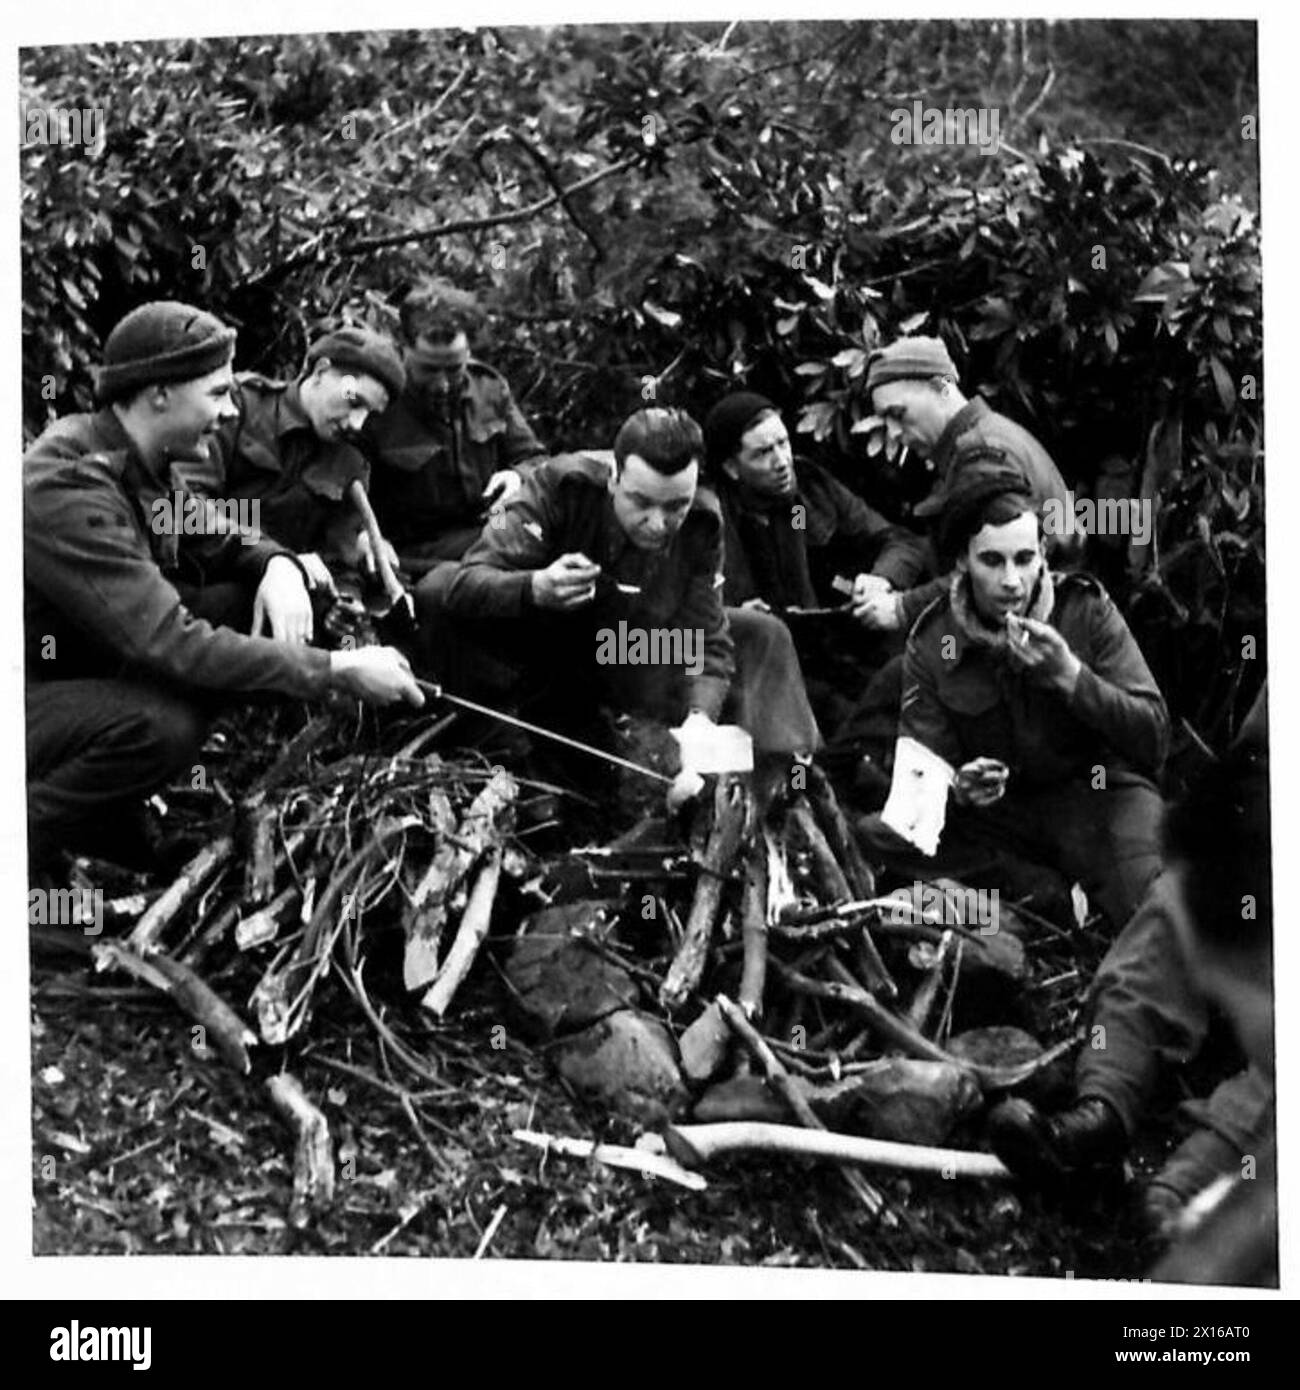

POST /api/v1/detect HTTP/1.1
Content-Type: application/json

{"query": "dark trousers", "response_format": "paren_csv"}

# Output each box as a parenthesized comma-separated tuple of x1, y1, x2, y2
(1074, 871, 1221, 1136)
(25, 581, 247, 868)
(413, 597, 820, 755)
(863, 777, 1164, 934)
(26, 679, 209, 868)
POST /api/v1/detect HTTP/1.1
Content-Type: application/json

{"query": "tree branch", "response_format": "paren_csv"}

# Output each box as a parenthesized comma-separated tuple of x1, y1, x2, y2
(243, 156, 638, 290)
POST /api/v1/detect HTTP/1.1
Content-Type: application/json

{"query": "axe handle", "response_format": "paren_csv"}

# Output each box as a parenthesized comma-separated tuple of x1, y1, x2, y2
(667, 1122, 1011, 1179)
(347, 479, 408, 609)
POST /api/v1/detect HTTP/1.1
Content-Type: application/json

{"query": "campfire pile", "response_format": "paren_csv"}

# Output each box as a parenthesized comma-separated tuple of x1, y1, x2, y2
(68, 706, 1091, 1227)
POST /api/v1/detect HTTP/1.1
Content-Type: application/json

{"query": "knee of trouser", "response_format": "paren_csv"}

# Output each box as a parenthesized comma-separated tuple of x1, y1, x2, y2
(132, 696, 209, 780)
(728, 605, 796, 665)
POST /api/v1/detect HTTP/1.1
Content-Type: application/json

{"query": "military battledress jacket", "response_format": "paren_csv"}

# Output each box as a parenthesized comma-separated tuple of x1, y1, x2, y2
(423, 453, 735, 719)
(24, 407, 332, 697)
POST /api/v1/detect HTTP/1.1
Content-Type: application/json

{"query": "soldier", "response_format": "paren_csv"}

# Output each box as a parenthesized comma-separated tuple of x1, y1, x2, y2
(25, 301, 423, 873)
(702, 390, 928, 736)
(860, 334, 1074, 634)
(194, 325, 407, 598)
(990, 690, 1275, 1290)
(418, 407, 820, 760)
(861, 463, 1168, 934)
(362, 284, 548, 574)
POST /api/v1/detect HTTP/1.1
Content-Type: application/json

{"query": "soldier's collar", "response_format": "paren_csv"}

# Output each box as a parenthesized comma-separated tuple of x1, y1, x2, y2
(949, 567, 1055, 657)
(279, 380, 314, 435)
(933, 397, 991, 470)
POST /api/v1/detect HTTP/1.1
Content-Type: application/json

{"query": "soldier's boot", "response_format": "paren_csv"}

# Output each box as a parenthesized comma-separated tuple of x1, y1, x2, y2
(987, 1095, 1127, 1186)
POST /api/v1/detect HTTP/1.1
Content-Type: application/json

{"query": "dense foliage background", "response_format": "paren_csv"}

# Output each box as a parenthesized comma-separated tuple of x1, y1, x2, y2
(21, 20, 1262, 754)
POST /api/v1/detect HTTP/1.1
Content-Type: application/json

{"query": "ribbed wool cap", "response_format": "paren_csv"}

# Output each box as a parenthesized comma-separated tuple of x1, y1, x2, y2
(702, 391, 779, 470)
(95, 301, 236, 403)
(865, 335, 958, 393)
(307, 326, 406, 400)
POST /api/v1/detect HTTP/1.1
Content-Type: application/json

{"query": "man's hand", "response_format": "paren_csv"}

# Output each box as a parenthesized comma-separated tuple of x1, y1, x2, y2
(531, 552, 601, 611)
(483, 469, 523, 509)
(953, 757, 1010, 809)
(329, 646, 425, 707)
(1006, 614, 1083, 696)
(354, 530, 401, 579)
(296, 552, 337, 593)
(252, 555, 315, 646)
(853, 589, 903, 631)
(740, 596, 772, 614)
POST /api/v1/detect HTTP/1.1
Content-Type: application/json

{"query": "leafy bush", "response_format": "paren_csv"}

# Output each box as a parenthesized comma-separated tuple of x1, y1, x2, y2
(20, 22, 1261, 748)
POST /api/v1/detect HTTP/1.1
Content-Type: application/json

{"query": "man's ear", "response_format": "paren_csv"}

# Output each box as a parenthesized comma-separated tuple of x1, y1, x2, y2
(954, 551, 969, 574)
(148, 384, 171, 415)
(720, 456, 740, 482)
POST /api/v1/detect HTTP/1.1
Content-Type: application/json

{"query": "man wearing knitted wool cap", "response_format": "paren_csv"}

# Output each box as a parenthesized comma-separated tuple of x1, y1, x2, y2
(24, 301, 423, 873)
(191, 324, 406, 596)
(862, 334, 1073, 634)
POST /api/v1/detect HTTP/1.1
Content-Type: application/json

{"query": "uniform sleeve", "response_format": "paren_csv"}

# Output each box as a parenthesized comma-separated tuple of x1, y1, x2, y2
(25, 466, 331, 698)
(1066, 588, 1169, 777)
(899, 627, 965, 768)
(428, 465, 560, 617)
(822, 472, 930, 589)
(674, 528, 734, 718)
(897, 569, 950, 629)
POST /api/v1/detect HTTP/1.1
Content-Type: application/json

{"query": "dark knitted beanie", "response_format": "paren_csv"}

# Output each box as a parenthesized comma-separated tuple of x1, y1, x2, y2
(702, 391, 779, 471)
(306, 326, 406, 400)
(95, 301, 236, 403)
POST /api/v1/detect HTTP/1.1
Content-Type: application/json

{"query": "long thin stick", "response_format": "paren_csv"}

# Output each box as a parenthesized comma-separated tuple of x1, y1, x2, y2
(712, 994, 888, 1221)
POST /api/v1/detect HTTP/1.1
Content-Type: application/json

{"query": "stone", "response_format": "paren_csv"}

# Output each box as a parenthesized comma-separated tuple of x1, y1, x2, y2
(678, 1000, 733, 1084)
(550, 1009, 688, 1122)
(505, 900, 638, 1038)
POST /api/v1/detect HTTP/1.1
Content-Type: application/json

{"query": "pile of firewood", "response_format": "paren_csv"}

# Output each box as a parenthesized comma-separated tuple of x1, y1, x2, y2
(66, 707, 1089, 1229)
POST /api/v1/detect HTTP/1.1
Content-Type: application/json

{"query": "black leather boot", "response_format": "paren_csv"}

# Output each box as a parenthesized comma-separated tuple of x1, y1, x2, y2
(987, 1095, 1128, 1186)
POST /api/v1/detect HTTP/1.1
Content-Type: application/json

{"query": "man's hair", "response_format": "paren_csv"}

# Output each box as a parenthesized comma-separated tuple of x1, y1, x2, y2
(1163, 705, 1271, 961)
(398, 282, 483, 346)
(613, 408, 704, 476)
(940, 484, 1039, 565)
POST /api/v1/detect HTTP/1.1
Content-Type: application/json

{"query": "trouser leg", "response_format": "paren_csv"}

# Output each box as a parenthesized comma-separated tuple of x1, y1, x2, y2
(1073, 872, 1208, 1136)
(26, 679, 210, 868)
(723, 606, 821, 755)
(1046, 781, 1165, 931)
(1154, 1066, 1275, 1199)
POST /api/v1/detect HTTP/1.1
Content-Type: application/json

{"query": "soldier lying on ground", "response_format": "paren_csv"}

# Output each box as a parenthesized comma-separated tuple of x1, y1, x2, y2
(857, 462, 1168, 933)
(417, 406, 821, 770)
(701, 390, 929, 742)
(362, 283, 548, 575)
(989, 689, 1275, 1288)
(24, 301, 423, 875)
(187, 325, 407, 614)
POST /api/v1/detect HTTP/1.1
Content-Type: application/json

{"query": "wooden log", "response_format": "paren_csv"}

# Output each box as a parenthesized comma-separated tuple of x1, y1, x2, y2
(266, 1072, 335, 1227)
(906, 930, 956, 1035)
(737, 840, 768, 1019)
(128, 835, 234, 954)
(512, 1129, 708, 1192)
(803, 762, 875, 900)
(241, 800, 279, 908)
(789, 799, 896, 1000)
(404, 768, 516, 991)
(712, 993, 887, 1220)
(235, 884, 300, 952)
(420, 849, 503, 1017)
(93, 941, 258, 1074)
(659, 776, 749, 1013)
(775, 957, 1081, 1092)
(664, 1122, 1011, 1180)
